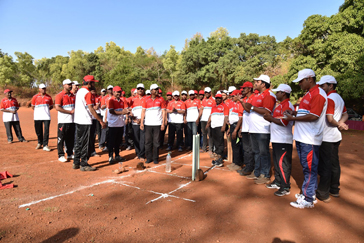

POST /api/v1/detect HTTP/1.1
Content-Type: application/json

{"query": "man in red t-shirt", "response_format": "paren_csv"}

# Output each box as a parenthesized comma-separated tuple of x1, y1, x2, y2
(184, 90, 201, 150)
(166, 91, 186, 151)
(99, 85, 113, 151)
(1, 89, 27, 143)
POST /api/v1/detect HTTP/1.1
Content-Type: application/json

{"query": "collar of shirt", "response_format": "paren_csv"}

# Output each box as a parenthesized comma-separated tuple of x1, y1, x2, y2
(327, 90, 337, 95)
(279, 98, 290, 106)
(82, 86, 90, 91)
(308, 85, 319, 93)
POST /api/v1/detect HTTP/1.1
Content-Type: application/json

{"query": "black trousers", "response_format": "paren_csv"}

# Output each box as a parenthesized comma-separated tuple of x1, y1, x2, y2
(168, 123, 184, 148)
(74, 124, 91, 167)
(88, 119, 97, 155)
(272, 143, 293, 189)
(34, 120, 50, 146)
(211, 127, 224, 156)
(99, 125, 109, 148)
(4, 121, 25, 142)
(145, 125, 161, 162)
(57, 123, 75, 158)
(242, 132, 254, 172)
(124, 122, 134, 147)
(317, 141, 341, 199)
(201, 121, 213, 151)
(230, 124, 243, 166)
(133, 124, 145, 159)
(95, 115, 103, 142)
(159, 124, 167, 148)
(108, 126, 124, 157)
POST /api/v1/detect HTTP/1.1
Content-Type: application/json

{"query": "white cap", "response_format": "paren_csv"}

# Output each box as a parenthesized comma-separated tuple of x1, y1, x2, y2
(172, 91, 180, 96)
(204, 87, 211, 92)
(101, 89, 106, 92)
(317, 75, 337, 85)
(39, 84, 46, 89)
(150, 84, 158, 90)
(63, 79, 72, 85)
(137, 83, 145, 89)
(107, 85, 114, 90)
(146, 90, 151, 95)
(253, 74, 271, 84)
(272, 84, 292, 94)
(292, 69, 316, 83)
(133, 89, 137, 94)
(228, 86, 236, 93)
(72, 81, 79, 86)
(221, 90, 228, 94)
(216, 91, 221, 95)
(188, 90, 195, 95)
(181, 90, 187, 95)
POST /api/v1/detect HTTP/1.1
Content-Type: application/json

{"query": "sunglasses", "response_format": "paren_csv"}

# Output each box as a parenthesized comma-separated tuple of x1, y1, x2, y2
(154, 88, 159, 91)
(137, 88, 144, 90)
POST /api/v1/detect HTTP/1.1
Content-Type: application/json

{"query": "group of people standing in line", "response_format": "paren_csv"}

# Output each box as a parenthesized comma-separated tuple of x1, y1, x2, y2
(1, 68, 348, 209)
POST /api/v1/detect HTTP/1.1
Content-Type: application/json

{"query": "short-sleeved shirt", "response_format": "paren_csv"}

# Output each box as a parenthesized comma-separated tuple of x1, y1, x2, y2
(241, 94, 254, 132)
(95, 95, 102, 114)
(167, 99, 186, 124)
(210, 103, 229, 128)
(224, 99, 234, 109)
(31, 93, 53, 121)
(142, 96, 166, 126)
(185, 99, 201, 122)
(130, 95, 146, 125)
(101, 95, 113, 121)
(107, 97, 126, 127)
(323, 90, 347, 143)
(294, 85, 327, 145)
(271, 99, 294, 144)
(201, 97, 216, 122)
(1, 97, 19, 122)
(249, 89, 276, 134)
(228, 101, 244, 125)
(55, 91, 75, 124)
(74, 87, 94, 125)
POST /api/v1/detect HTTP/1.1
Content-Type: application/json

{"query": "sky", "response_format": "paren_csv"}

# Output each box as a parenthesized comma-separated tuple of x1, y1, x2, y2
(0, 0, 344, 60)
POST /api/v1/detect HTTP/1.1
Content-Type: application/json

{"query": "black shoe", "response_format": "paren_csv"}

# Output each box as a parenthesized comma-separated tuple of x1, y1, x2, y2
(145, 160, 152, 164)
(237, 169, 252, 176)
(72, 164, 80, 169)
(80, 165, 97, 171)
(214, 158, 223, 167)
(115, 155, 125, 162)
(211, 160, 217, 166)
(109, 157, 116, 164)
(153, 160, 159, 164)
(274, 189, 290, 197)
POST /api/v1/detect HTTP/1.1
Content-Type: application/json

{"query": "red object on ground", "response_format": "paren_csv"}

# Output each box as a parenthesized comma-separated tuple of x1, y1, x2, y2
(0, 171, 14, 189)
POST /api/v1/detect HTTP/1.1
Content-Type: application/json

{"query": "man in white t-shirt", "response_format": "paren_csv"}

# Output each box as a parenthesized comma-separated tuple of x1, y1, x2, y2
(285, 69, 327, 209)
(316, 75, 348, 202)
(166, 91, 186, 152)
(31, 84, 53, 151)
(184, 90, 201, 151)
(200, 87, 216, 153)
(73, 75, 106, 171)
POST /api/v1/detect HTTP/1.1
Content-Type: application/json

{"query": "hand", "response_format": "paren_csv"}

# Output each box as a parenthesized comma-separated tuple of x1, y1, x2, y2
(284, 113, 294, 121)
(70, 109, 75, 114)
(195, 119, 200, 126)
(226, 129, 230, 136)
(263, 113, 272, 122)
(184, 119, 187, 124)
(238, 130, 242, 138)
(100, 121, 107, 129)
(232, 131, 237, 140)
(221, 127, 225, 133)
(11, 110, 17, 114)
(338, 122, 349, 130)
(284, 110, 296, 116)
(205, 125, 209, 131)
(161, 124, 165, 131)
(140, 123, 144, 130)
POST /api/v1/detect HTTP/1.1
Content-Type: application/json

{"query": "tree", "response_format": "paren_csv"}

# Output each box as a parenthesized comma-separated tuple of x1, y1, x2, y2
(0, 54, 16, 87)
(163, 45, 179, 89)
(210, 27, 229, 40)
(14, 52, 36, 87)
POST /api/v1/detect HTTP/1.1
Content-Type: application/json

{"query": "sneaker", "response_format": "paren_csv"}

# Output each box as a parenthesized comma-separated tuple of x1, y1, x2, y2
(211, 160, 217, 166)
(330, 192, 340, 197)
(20, 139, 28, 143)
(43, 146, 51, 152)
(90, 152, 100, 157)
(153, 160, 159, 164)
(255, 176, 270, 185)
(115, 155, 125, 162)
(80, 165, 97, 171)
(290, 199, 314, 209)
(178, 146, 183, 152)
(266, 183, 280, 189)
(67, 155, 74, 160)
(35, 144, 42, 149)
(102, 147, 108, 152)
(145, 160, 152, 164)
(246, 171, 258, 180)
(8, 140, 12, 144)
(214, 158, 224, 167)
(109, 157, 115, 164)
(227, 163, 242, 171)
(58, 156, 67, 163)
(274, 189, 290, 197)
(166, 146, 172, 151)
(126, 146, 131, 151)
(295, 194, 318, 204)
(72, 164, 80, 169)
(237, 169, 253, 176)
(99, 146, 104, 151)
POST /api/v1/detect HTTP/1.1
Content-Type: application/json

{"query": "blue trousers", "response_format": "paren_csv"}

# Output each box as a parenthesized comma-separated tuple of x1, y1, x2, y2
(296, 141, 320, 203)
(250, 133, 271, 178)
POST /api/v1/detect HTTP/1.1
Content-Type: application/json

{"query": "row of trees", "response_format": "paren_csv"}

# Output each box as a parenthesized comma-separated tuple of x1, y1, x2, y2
(0, 0, 363, 105)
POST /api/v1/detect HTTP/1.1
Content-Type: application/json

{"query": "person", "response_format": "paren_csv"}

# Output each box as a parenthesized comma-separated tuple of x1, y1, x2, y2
(166, 91, 186, 152)
(316, 75, 348, 202)
(158, 89, 167, 149)
(55, 79, 75, 162)
(245, 75, 276, 185)
(95, 89, 106, 145)
(205, 93, 228, 167)
(237, 82, 255, 176)
(89, 90, 100, 157)
(123, 89, 134, 150)
(73, 75, 106, 171)
(107, 86, 130, 164)
(226, 90, 244, 171)
(130, 83, 146, 162)
(32, 84, 53, 151)
(181, 91, 188, 102)
(198, 90, 204, 102)
(263, 84, 294, 196)
(140, 84, 166, 164)
(99, 85, 114, 151)
(197, 90, 204, 147)
(71, 81, 80, 94)
(200, 87, 216, 153)
(285, 69, 327, 209)
(1, 89, 27, 143)
(184, 90, 201, 150)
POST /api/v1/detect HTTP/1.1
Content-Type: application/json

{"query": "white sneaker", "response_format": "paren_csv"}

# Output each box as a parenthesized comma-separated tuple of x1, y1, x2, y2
(58, 156, 67, 163)
(43, 146, 51, 152)
(102, 147, 108, 152)
(35, 144, 42, 149)
(290, 199, 314, 209)
(67, 155, 74, 160)
(295, 193, 318, 204)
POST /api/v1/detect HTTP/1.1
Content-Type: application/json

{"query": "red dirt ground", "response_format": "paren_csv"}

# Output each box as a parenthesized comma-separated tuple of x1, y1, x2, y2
(1, 108, 364, 243)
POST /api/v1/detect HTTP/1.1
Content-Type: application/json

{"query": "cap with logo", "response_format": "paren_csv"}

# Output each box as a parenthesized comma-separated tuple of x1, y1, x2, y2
(253, 74, 270, 84)
(39, 84, 46, 89)
(188, 90, 195, 95)
(83, 75, 99, 82)
(204, 87, 212, 93)
(63, 79, 73, 85)
(4, 89, 12, 94)
(137, 83, 145, 89)
(150, 84, 158, 90)
(113, 86, 122, 92)
(172, 91, 180, 96)
(272, 84, 292, 94)
(107, 85, 114, 90)
(292, 69, 316, 83)
(181, 90, 187, 95)
(317, 75, 337, 85)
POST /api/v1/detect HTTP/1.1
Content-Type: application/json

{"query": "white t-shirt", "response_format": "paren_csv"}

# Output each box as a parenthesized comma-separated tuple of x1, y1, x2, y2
(74, 87, 94, 125)
(323, 91, 346, 143)
(270, 99, 294, 144)
(107, 97, 126, 127)
(1, 98, 19, 122)
(55, 91, 75, 124)
(143, 96, 166, 126)
(201, 97, 216, 122)
(32, 94, 53, 121)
